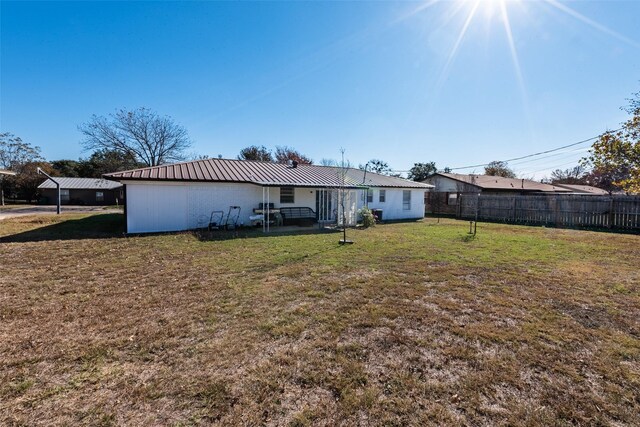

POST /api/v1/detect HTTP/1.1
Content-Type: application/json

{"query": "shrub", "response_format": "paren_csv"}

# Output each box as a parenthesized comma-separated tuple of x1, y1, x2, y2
(359, 207, 376, 228)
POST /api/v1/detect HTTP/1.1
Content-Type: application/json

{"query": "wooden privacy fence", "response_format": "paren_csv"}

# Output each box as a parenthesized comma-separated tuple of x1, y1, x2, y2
(457, 194, 640, 232)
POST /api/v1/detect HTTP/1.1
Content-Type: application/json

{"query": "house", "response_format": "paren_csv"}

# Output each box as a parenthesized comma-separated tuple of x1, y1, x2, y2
(0, 169, 16, 176)
(104, 158, 433, 234)
(38, 177, 124, 206)
(422, 173, 572, 214)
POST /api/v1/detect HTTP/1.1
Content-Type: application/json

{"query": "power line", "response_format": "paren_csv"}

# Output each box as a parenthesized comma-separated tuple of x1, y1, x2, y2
(446, 129, 621, 171)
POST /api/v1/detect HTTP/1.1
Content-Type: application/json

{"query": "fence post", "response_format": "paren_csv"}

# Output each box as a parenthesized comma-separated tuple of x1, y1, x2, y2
(608, 197, 614, 229)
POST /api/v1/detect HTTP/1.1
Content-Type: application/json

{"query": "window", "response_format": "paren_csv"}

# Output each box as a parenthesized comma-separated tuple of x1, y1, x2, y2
(379, 189, 386, 203)
(402, 190, 411, 210)
(280, 187, 294, 204)
(366, 189, 373, 203)
(60, 189, 70, 202)
(96, 191, 104, 202)
(447, 193, 458, 206)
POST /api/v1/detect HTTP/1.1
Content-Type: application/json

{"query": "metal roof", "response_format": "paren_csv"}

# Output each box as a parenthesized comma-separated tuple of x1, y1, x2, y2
(552, 184, 610, 195)
(429, 173, 572, 193)
(104, 158, 433, 189)
(38, 177, 123, 190)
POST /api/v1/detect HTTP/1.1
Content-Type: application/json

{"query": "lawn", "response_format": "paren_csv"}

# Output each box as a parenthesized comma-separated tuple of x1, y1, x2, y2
(1, 214, 639, 426)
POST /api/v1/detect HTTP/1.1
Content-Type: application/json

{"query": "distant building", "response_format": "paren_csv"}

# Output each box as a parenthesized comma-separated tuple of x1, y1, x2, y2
(38, 177, 124, 206)
(552, 184, 610, 195)
(422, 173, 573, 215)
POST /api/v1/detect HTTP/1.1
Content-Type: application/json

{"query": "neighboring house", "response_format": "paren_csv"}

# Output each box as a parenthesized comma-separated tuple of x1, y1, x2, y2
(552, 184, 610, 195)
(422, 173, 572, 214)
(38, 177, 124, 206)
(0, 169, 16, 176)
(104, 158, 433, 234)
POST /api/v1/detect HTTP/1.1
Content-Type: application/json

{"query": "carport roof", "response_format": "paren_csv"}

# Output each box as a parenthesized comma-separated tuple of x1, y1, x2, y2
(38, 177, 123, 190)
(104, 158, 433, 189)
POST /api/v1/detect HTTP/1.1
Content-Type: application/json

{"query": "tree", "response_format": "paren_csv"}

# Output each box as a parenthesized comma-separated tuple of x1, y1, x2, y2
(0, 133, 45, 204)
(274, 146, 312, 165)
(407, 162, 437, 182)
(550, 165, 587, 185)
(13, 162, 55, 202)
(79, 149, 145, 178)
(484, 161, 516, 178)
(583, 167, 629, 194)
(336, 149, 353, 244)
(360, 159, 392, 175)
(51, 160, 82, 177)
(585, 91, 640, 193)
(238, 145, 273, 162)
(79, 107, 192, 167)
(319, 158, 337, 166)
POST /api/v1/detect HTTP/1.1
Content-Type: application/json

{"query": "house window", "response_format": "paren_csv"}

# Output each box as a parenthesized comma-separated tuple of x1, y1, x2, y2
(379, 189, 386, 203)
(403, 190, 411, 210)
(96, 191, 104, 202)
(367, 189, 373, 203)
(60, 189, 70, 202)
(447, 193, 458, 205)
(280, 187, 294, 204)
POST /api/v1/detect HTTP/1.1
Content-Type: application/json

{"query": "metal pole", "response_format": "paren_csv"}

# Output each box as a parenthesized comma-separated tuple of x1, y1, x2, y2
(56, 182, 61, 214)
(37, 168, 61, 215)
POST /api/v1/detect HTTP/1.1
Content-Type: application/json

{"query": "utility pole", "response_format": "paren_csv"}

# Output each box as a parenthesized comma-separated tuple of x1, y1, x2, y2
(37, 168, 61, 214)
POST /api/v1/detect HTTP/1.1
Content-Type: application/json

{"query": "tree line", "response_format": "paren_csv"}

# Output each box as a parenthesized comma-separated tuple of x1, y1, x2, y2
(2, 90, 639, 203)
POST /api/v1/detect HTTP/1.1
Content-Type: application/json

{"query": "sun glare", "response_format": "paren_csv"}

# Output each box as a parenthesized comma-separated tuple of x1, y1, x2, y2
(407, 0, 639, 140)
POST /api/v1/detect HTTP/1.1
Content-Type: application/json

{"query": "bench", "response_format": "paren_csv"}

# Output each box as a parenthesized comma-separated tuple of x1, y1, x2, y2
(279, 207, 316, 226)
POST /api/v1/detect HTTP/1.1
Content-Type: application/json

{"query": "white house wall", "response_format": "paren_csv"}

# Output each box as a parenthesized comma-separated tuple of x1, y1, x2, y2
(123, 181, 321, 233)
(357, 188, 425, 220)
(423, 176, 461, 192)
(122, 181, 425, 233)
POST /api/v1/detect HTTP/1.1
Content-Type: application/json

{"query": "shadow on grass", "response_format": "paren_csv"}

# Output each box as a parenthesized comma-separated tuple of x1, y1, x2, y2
(1, 214, 348, 244)
(0, 214, 125, 243)
(193, 226, 341, 242)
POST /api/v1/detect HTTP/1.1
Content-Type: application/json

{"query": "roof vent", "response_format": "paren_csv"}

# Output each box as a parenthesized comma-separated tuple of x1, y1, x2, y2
(291, 160, 298, 168)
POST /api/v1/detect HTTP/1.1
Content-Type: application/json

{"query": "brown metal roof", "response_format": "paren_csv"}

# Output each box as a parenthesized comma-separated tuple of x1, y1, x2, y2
(431, 173, 572, 193)
(104, 158, 433, 189)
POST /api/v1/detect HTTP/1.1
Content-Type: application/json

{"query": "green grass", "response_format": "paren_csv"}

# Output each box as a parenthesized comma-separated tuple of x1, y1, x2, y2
(1, 213, 639, 426)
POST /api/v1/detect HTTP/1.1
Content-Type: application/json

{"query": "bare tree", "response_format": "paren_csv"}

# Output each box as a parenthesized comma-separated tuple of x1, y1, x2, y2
(550, 165, 587, 184)
(320, 158, 337, 166)
(336, 149, 353, 244)
(0, 133, 45, 205)
(79, 107, 191, 167)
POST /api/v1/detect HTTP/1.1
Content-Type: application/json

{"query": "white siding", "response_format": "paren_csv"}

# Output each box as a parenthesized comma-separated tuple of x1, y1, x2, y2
(123, 181, 425, 233)
(357, 188, 425, 220)
(124, 181, 263, 233)
(423, 176, 463, 192)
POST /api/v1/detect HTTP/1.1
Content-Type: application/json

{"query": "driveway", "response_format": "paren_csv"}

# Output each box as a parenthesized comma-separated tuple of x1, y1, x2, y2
(0, 205, 122, 220)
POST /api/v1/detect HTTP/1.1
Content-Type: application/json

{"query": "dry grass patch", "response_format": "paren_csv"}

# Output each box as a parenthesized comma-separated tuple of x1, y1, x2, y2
(1, 214, 639, 425)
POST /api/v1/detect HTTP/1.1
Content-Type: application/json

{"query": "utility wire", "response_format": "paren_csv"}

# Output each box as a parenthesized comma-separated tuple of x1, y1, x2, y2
(388, 128, 620, 174)
(447, 129, 621, 171)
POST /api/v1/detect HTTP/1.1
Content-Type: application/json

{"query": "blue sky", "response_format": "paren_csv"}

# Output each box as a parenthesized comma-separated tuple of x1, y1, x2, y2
(1, 0, 639, 178)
